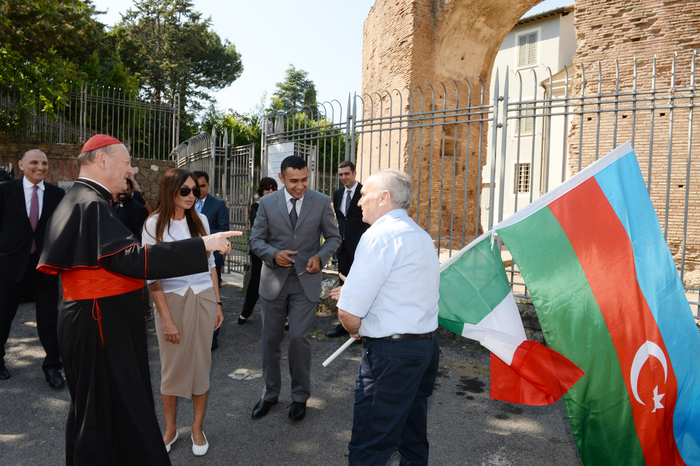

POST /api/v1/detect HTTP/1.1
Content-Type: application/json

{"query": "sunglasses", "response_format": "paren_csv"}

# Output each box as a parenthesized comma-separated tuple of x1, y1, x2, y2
(263, 186, 276, 191)
(179, 186, 201, 198)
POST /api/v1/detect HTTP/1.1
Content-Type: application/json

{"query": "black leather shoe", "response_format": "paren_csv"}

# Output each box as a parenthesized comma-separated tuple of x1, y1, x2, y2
(251, 398, 277, 418)
(288, 401, 306, 421)
(0, 365, 9, 380)
(237, 316, 248, 325)
(45, 368, 65, 389)
(211, 336, 218, 351)
(325, 324, 349, 338)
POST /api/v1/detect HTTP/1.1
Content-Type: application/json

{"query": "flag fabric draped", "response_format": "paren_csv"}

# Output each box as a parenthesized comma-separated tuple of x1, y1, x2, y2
(438, 235, 584, 405)
(493, 142, 700, 466)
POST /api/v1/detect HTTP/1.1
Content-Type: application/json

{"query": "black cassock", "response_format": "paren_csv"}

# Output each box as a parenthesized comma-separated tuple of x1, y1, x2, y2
(39, 179, 210, 466)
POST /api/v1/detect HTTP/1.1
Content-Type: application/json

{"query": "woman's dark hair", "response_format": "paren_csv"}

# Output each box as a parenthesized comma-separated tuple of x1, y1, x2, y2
(146, 168, 208, 242)
(256, 177, 278, 197)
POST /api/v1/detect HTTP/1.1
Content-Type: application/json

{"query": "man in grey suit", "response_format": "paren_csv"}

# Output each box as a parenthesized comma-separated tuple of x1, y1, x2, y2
(249, 155, 341, 421)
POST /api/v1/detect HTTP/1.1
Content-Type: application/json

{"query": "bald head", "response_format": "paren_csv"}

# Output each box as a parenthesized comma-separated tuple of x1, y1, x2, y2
(18, 149, 49, 185)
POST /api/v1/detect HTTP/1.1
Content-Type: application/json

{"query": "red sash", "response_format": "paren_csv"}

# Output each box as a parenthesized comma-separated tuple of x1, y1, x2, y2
(62, 268, 144, 346)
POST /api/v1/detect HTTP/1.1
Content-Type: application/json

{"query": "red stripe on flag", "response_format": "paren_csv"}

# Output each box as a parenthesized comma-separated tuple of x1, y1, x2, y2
(549, 177, 683, 466)
(490, 341, 584, 406)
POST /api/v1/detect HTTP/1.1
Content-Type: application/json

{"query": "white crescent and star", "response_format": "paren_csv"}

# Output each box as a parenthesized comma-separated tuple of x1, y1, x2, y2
(630, 341, 668, 413)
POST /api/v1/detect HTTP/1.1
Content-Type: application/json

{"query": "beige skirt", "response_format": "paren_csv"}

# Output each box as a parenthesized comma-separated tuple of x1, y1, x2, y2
(155, 287, 217, 398)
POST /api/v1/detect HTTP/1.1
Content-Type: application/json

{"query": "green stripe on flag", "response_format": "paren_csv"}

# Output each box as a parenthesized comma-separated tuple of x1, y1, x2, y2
(497, 207, 645, 465)
(438, 237, 511, 335)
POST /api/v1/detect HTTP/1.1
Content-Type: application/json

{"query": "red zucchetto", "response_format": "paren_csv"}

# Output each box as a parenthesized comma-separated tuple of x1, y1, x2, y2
(81, 134, 123, 154)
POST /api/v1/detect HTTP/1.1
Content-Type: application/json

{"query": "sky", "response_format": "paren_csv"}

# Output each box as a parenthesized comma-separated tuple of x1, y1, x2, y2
(90, 0, 573, 115)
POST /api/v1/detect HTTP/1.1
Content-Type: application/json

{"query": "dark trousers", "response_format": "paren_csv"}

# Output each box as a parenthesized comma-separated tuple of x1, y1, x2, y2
(0, 252, 61, 372)
(349, 336, 440, 466)
(241, 253, 262, 318)
(337, 249, 353, 284)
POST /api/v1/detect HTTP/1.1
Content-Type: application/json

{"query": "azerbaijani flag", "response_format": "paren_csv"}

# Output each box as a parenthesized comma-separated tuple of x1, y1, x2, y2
(439, 235, 584, 405)
(495, 142, 700, 465)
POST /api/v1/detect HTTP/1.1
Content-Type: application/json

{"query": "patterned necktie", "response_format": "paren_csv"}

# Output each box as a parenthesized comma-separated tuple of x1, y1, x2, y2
(196, 199, 203, 213)
(345, 190, 352, 217)
(29, 185, 39, 253)
(289, 197, 298, 230)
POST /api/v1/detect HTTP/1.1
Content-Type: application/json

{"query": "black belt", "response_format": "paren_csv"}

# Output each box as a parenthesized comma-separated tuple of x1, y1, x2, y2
(361, 331, 436, 344)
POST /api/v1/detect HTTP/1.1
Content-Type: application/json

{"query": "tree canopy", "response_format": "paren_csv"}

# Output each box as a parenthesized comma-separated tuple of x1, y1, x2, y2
(269, 65, 317, 114)
(113, 0, 243, 139)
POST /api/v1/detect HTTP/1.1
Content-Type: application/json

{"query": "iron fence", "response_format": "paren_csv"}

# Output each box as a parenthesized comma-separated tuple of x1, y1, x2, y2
(262, 51, 700, 317)
(0, 81, 179, 159)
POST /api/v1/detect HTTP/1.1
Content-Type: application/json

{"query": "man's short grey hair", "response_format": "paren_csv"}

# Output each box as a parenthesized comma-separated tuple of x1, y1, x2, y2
(367, 169, 413, 210)
(77, 144, 120, 167)
(22, 149, 46, 160)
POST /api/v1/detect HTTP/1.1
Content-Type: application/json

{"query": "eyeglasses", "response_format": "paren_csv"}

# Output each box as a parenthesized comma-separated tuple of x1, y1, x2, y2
(263, 186, 276, 191)
(179, 186, 201, 198)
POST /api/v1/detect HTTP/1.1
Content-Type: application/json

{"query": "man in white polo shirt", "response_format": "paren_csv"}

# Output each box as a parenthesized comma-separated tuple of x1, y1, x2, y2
(332, 168, 440, 466)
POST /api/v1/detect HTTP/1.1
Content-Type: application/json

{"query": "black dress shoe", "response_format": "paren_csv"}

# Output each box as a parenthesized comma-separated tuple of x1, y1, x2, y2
(45, 368, 65, 389)
(325, 324, 349, 338)
(251, 398, 277, 418)
(211, 336, 218, 351)
(237, 316, 248, 325)
(288, 401, 306, 421)
(0, 366, 9, 380)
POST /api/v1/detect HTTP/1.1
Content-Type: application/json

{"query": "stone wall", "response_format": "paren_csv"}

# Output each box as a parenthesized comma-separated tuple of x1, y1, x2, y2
(569, 0, 700, 272)
(0, 142, 175, 209)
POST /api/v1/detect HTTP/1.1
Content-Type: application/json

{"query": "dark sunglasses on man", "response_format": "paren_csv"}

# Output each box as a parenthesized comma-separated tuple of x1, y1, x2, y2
(179, 186, 201, 198)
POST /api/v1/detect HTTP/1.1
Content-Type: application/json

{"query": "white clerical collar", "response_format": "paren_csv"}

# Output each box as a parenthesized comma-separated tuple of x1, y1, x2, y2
(23, 177, 45, 191)
(77, 177, 111, 194)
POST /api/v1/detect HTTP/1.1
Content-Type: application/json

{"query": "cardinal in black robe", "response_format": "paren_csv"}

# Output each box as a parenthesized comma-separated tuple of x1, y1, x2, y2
(37, 135, 235, 466)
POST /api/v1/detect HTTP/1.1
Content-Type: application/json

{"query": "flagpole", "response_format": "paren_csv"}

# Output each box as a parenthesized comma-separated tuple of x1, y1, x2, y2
(322, 337, 357, 367)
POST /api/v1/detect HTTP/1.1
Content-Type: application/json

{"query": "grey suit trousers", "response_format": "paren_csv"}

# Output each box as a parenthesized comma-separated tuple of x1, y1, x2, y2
(260, 272, 316, 403)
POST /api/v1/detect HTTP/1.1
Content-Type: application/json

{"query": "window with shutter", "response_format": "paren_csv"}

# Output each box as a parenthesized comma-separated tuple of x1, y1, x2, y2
(517, 31, 538, 68)
(514, 103, 535, 136)
(514, 163, 531, 194)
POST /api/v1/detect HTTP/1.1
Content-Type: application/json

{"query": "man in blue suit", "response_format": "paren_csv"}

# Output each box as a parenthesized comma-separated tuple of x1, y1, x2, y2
(193, 171, 230, 350)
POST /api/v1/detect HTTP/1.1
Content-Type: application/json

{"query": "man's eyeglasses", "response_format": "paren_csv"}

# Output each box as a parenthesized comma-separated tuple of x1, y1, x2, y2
(179, 186, 201, 198)
(263, 186, 276, 191)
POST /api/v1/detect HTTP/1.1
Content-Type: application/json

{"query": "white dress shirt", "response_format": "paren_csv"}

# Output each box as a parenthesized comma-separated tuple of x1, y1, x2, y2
(142, 213, 216, 295)
(23, 177, 45, 218)
(283, 187, 304, 216)
(340, 181, 358, 215)
(337, 209, 440, 338)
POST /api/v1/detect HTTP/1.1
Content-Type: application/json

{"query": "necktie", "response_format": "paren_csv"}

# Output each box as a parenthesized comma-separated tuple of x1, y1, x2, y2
(289, 198, 298, 230)
(29, 185, 39, 253)
(345, 190, 352, 217)
(196, 199, 203, 213)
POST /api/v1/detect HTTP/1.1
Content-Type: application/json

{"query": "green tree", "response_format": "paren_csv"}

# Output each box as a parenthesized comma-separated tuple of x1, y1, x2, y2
(0, 0, 136, 133)
(113, 0, 243, 140)
(269, 65, 317, 114)
(200, 104, 262, 165)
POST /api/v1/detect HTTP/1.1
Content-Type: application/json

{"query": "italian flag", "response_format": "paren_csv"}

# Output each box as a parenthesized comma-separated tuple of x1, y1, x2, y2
(439, 235, 584, 405)
(493, 143, 700, 465)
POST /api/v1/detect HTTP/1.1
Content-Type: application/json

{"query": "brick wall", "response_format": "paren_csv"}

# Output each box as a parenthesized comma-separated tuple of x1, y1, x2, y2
(570, 0, 700, 272)
(361, 0, 542, 246)
(0, 142, 175, 210)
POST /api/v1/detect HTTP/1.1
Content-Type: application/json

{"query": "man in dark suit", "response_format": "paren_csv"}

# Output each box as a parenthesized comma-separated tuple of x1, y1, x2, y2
(114, 178, 149, 242)
(326, 161, 370, 338)
(0, 149, 65, 388)
(249, 155, 341, 421)
(193, 170, 230, 350)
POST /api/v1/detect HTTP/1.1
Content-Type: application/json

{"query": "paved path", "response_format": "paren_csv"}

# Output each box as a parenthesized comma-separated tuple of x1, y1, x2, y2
(0, 276, 583, 465)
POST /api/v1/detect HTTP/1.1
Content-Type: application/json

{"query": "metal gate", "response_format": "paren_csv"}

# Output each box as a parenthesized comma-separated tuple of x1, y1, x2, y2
(171, 128, 256, 274)
(262, 51, 700, 317)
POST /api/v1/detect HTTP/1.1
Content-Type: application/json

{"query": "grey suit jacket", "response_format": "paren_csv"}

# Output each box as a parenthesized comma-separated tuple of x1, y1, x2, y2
(249, 188, 341, 302)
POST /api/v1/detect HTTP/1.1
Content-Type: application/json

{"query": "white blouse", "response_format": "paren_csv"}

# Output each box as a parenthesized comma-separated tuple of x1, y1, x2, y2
(141, 213, 216, 295)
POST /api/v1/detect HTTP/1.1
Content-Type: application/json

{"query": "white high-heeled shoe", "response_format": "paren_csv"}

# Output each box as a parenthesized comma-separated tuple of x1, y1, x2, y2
(165, 431, 179, 453)
(192, 432, 209, 456)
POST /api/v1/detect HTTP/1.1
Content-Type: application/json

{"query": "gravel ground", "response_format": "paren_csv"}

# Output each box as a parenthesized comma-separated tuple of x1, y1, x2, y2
(0, 276, 583, 466)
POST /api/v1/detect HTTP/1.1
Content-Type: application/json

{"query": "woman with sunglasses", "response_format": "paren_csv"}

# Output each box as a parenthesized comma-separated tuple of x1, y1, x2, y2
(238, 177, 278, 325)
(141, 168, 223, 457)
